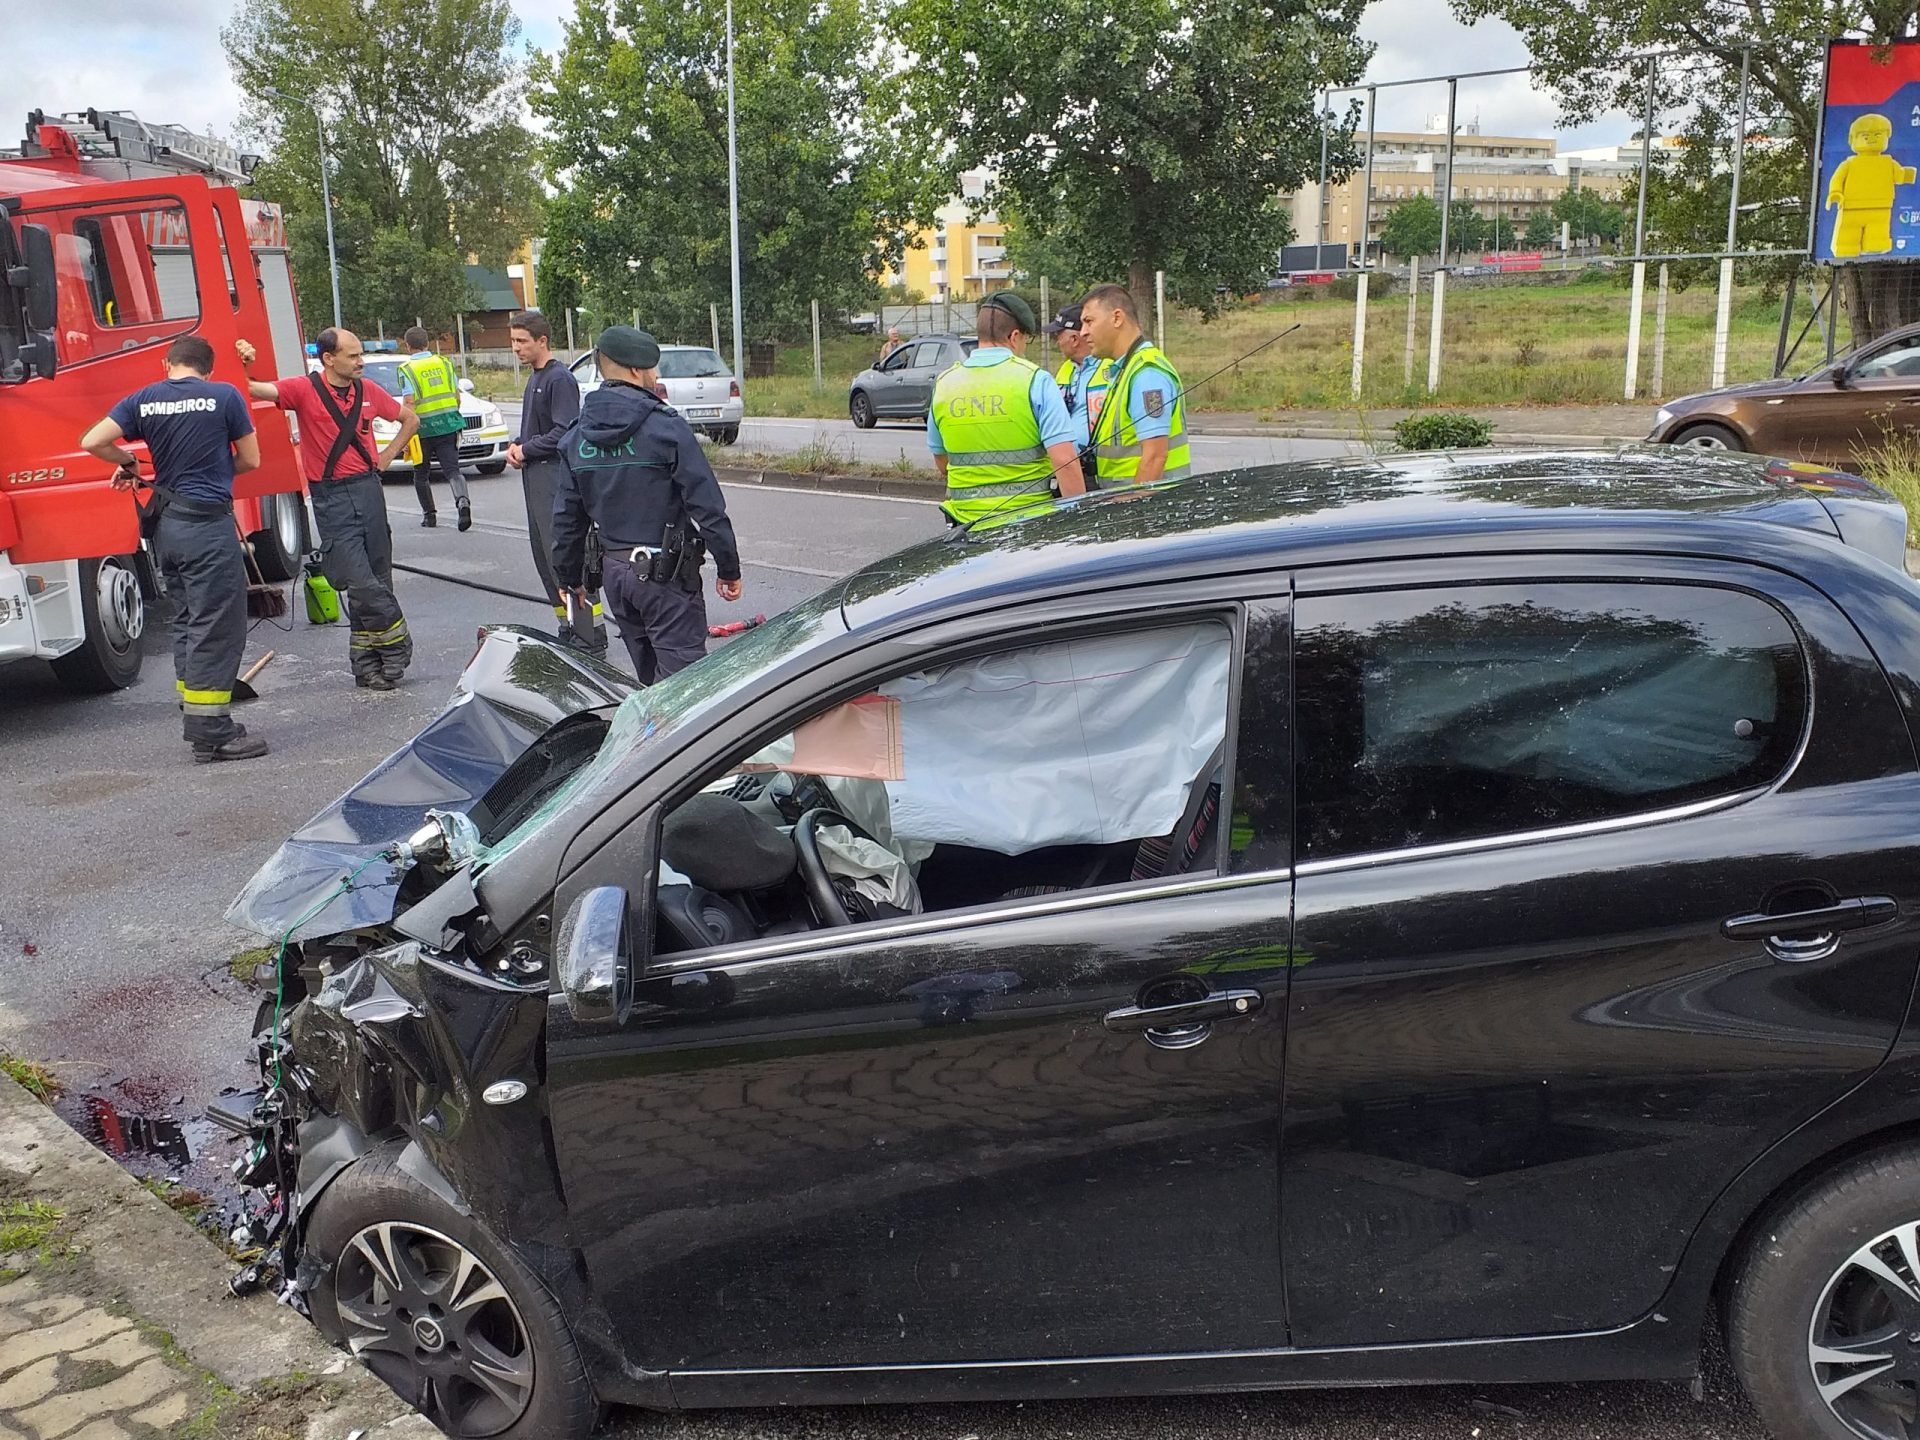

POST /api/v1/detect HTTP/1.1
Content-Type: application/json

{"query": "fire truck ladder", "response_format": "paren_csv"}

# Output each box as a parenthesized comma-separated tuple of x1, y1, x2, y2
(16, 109, 257, 186)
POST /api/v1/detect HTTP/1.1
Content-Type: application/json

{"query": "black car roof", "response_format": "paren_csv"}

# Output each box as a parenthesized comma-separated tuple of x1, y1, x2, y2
(839, 448, 1899, 632)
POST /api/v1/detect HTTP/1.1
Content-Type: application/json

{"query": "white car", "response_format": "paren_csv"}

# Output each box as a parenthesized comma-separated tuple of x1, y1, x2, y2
(570, 344, 744, 444)
(361, 356, 513, 475)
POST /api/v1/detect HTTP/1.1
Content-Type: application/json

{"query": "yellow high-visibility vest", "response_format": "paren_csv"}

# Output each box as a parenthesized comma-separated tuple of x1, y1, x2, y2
(932, 354, 1054, 525)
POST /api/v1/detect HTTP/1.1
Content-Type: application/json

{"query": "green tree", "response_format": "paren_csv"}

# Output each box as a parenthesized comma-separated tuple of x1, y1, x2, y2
(1551, 189, 1627, 248)
(1522, 208, 1561, 250)
(1447, 0, 1920, 341)
(532, 0, 940, 346)
(897, 0, 1371, 311)
(1380, 193, 1443, 259)
(1448, 201, 1490, 254)
(225, 0, 538, 334)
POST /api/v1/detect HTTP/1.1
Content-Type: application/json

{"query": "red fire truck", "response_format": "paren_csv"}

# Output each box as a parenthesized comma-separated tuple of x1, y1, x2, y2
(0, 109, 311, 692)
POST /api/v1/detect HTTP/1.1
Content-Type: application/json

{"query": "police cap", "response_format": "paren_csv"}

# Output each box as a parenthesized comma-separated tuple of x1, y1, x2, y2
(595, 324, 662, 369)
(1044, 303, 1084, 335)
(979, 291, 1038, 334)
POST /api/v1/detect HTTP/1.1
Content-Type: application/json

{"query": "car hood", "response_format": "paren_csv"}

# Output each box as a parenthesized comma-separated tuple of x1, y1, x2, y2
(225, 627, 635, 943)
(1668, 375, 1806, 407)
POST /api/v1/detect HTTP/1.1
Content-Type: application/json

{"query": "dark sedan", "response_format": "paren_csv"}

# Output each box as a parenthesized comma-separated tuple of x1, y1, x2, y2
(848, 332, 974, 427)
(1649, 321, 1920, 466)
(221, 451, 1920, 1440)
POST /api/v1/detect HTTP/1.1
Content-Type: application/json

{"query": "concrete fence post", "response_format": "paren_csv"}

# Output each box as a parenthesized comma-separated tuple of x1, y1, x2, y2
(1404, 257, 1420, 388)
(811, 299, 823, 390)
(456, 312, 468, 378)
(1426, 268, 1446, 395)
(711, 304, 722, 357)
(566, 308, 577, 360)
(1350, 271, 1370, 400)
(1039, 276, 1051, 372)
(1624, 261, 1647, 400)
(1651, 263, 1670, 399)
(1712, 256, 1736, 388)
(1155, 270, 1166, 350)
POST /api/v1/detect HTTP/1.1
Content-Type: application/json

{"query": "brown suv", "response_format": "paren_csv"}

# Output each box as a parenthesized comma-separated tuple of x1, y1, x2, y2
(1648, 321, 1920, 466)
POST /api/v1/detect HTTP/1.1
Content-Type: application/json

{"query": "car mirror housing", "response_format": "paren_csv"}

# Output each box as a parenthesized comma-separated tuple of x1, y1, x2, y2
(1832, 366, 1851, 389)
(457, 377, 476, 393)
(557, 886, 633, 1027)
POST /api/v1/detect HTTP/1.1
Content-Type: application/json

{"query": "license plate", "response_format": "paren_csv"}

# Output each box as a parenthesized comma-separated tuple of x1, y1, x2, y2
(688, 406, 723, 419)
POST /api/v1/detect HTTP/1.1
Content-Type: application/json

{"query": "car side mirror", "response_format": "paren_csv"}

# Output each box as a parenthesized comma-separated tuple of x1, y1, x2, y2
(20, 224, 56, 333)
(556, 885, 633, 1026)
(457, 377, 475, 393)
(1832, 366, 1851, 389)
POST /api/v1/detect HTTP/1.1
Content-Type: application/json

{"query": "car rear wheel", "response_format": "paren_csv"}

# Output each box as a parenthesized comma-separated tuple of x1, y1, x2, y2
(303, 1143, 599, 1440)
(49, 555, 145, 693)
(850, 390, 876, 429)
(477, 461, 508, 476)
(1729, 1144, 1920, 1440)
(1672, 421, 1746, 452)
(714, 426, 740, 445)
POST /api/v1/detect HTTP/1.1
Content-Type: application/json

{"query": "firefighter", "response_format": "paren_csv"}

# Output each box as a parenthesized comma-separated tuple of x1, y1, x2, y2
(551, 327, 743, 683)
(927, 291, 1084, 526)
(1043, 302, 1113, 480)
(79, 335, 269, 762)
(507, 310, 603, 650)
(399, 326, 471, 531)
(236, 330, 420, 689)
(1079, 283, 1190, 486)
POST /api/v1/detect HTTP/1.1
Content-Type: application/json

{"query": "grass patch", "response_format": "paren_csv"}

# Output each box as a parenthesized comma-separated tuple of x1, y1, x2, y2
(0, 1052, 59, 1103)
(720, 444, 934, 481)
(0, 1199, 63, 1254)
(228, 945, 277, 987)
(1852, 435, 1920, 547)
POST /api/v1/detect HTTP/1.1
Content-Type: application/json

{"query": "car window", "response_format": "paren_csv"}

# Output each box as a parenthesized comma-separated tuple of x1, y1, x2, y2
(907, 341, 946, 368)
(652, 621, 1232, 955)
(660, 348, 730, 380)
(1852, 340, 1920, 380)
(876, 346, 915, 374)
(571, 354, 599, 384)
(360, 360, 407, 397)
(1289, 583, 1808, 863)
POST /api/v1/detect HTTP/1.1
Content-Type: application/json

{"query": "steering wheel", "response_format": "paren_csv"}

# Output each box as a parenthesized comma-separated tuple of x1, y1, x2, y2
(792, 806, 884, 928)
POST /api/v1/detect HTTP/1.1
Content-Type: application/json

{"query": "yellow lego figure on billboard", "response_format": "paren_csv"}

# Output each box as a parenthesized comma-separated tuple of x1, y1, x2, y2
(1827, 113, 1918, 258)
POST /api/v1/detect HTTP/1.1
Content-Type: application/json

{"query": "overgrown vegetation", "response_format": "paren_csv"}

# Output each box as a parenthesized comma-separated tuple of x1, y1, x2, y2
(0, 1199, 64, 1255)
(0, 1052, 59, 1104)
(1393, 413, 1497, 450)
(1852, 435, 1920, 549)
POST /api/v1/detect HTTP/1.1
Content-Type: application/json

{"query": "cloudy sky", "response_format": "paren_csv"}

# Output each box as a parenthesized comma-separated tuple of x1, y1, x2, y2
(1, 0, 1634, 160)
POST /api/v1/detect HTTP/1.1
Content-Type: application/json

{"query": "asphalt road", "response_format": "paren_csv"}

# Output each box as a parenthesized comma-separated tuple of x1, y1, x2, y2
(0, 469, 1767, 1439)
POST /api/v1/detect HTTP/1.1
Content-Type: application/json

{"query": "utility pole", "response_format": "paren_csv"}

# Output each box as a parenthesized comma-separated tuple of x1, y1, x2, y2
(265, 86, 340, 327)
(725, 0, 746, 389)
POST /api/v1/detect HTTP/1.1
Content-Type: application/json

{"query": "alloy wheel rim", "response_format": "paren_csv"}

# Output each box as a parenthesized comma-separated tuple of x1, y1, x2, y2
(1806, 1220, 1920, 1439)
(97, 560, 143, 650)
(1679, 431, 1732, 449)
(274, 495, 306, 556)
(334, 1221, 535, 1437)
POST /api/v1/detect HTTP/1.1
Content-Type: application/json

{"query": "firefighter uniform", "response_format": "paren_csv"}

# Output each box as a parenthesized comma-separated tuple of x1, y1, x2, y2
(552, 327, 742, 684)
(400, 348, 470, 528)
(103, 375, 262, 760)
(1092, 341, 1191, 486)
(927, 339, 1077, 526)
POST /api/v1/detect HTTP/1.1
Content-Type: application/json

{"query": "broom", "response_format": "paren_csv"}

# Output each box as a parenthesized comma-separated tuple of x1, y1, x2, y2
(241, 537, 291, 620)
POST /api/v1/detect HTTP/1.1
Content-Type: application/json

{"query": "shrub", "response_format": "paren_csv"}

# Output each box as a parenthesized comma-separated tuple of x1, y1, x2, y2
(1512, 338, 1540, 368)
(1852, 434, 1920, 547)
(1393, 412, 1495, 451)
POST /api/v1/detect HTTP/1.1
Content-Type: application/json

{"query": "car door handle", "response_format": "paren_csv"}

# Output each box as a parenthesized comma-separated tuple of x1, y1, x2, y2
(1722, 896, 1898, 962)
(1103, 988, 1264, 1033)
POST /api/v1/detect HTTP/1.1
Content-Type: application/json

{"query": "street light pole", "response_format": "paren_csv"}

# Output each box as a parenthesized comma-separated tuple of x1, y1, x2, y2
(725, 0, 745, 389)
(264, 86, 342, 328)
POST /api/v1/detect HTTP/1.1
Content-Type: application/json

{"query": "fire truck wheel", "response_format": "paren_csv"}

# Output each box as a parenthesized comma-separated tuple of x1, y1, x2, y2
(49, 556, 145, 693)
(249, 493, 308, 583)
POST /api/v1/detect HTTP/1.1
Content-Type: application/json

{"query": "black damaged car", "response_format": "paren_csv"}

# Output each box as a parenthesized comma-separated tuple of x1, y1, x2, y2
(218, 450, 1920, 1440)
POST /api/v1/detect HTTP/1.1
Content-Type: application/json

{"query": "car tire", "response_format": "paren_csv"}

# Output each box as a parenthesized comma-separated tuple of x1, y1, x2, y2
(1728, 1143, 1920, 1440)
(1671, 421, 1747, 452)
(850, 391, 876, 429)
(715, 427, 740, 445)
(302, 1142, 600, 1440)
(478, 461, 508, 476)
(49, 555, 145, 693)
(248, 492, 309, 583)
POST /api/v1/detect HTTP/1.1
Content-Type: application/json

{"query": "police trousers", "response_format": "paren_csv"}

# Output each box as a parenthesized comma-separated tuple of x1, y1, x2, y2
(310, 471, 411, 680)
(154, 503, 247, 746)
(602, 556, 708, 685)
(411, 430, 470, 513)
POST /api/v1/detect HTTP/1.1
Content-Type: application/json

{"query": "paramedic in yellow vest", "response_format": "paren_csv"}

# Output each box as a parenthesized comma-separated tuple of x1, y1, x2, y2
(927, 292, 1084, 526)
(1080, 283, 1191, 486)
(400, 327, 471, 531)
(1044, 302, 1114, 480)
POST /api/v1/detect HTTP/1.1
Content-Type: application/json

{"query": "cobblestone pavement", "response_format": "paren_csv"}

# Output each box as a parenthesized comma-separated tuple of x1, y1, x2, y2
(0, 1275, 203, 1438)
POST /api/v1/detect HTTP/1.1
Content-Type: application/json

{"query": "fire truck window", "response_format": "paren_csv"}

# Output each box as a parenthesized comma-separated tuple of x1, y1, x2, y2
(68, 205, 200, 334)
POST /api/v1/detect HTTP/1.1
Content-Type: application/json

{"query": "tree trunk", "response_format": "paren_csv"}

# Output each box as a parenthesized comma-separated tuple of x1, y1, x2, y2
(1839, 262, 1920, 347)
(1128, 259, 1153, 306)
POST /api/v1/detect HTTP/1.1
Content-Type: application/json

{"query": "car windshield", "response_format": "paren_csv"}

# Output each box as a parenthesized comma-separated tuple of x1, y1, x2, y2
(473, 589, 850, 865)
(361, 360, 407, 396)
(660, 348, 731, 380)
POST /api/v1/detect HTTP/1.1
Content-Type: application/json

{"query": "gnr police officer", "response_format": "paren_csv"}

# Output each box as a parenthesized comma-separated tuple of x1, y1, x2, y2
(1079, 283, 1191, 486)
(1043, 302, 1113, 481)
(551, 327, 744, 683)
(399, 326, 471, 531)
(80, 335, 269, 762)
(927, 292, 1084, 525)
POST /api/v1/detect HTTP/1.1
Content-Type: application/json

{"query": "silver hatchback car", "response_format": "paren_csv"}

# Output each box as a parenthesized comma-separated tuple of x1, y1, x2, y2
(570, 344, 744, 444)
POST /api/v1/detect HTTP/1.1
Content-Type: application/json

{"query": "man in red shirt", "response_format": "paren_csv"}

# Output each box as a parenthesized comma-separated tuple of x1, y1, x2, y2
(235, 329, 420, 689)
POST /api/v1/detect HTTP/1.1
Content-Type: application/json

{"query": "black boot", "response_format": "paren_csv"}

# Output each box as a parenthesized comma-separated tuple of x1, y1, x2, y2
(193, 734, 270, 764)
(421, 511, 438, 528)
(457, 500, 472, 533)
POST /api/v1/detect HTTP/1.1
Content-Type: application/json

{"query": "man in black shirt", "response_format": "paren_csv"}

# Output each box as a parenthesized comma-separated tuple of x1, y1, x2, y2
(507, 310, 602, 651)
(80, 335, 270, 762)
(552, 327, 743, 683)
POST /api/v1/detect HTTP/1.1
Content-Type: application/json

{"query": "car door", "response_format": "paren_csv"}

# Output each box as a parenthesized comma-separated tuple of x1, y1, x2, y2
(1277, 560, 1920, 1349)
(1837, 334, 1920, 458)
(544, 606, 1296, 1379)
(899, 339, 948, 416)
(867, 343, 917, 416)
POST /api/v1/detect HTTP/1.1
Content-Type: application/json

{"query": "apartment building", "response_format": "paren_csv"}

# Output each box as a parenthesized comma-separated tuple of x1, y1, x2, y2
(883, 169, 1015, 301)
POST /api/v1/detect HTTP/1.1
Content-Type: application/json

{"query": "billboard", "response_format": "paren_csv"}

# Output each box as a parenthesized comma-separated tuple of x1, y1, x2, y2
(1819, 40, 1920, 263)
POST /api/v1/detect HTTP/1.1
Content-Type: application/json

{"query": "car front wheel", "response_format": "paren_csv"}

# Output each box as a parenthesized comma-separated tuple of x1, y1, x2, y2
(302, 1142, 599, 1440)
(1671, 421, 1747, 452)
(1729, 1144, 1920, 1440)
(850, 390, 876, 429)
